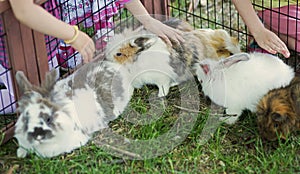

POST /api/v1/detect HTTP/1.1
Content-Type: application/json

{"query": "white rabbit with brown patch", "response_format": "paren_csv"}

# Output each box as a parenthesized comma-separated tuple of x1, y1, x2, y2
(195, 52, 295, 124)
(14, 58, 134, 158)
(105, 19, 241, 97)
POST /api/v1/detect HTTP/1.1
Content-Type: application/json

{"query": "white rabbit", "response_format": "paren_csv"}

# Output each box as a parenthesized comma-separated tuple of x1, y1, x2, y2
(14, 58, 134, 158)
(105, 28, 201, 97)
(105, 21, 241, 97)
(195, 52, 295, 124)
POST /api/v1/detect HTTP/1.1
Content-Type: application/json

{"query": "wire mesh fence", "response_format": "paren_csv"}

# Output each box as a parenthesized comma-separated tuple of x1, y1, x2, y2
(0, 17, 17, 140)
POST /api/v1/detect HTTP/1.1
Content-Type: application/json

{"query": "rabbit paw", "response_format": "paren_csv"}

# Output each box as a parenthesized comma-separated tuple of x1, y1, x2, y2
(158, 85, 170, 97)
(17, 147, 28, 158)
(219, 115, 239, 125)
(220, 108, 242, 124)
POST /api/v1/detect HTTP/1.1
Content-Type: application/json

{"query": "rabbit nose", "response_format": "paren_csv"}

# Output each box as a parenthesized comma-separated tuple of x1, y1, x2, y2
(28, 127, 53, 141)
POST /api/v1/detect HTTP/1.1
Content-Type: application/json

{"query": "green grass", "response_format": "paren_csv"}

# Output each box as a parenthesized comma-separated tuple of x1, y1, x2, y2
(1, 83, 300, 173)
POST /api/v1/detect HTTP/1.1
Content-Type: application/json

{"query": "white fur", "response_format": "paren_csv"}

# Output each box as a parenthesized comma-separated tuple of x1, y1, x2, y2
(15, 92, 90, 157)
(195, 52, 295, 124)
(123, 39, 179, 97)
(14, 60, 134, 158)
(105, 27, 241, 97)
(105, 30, 182, 97)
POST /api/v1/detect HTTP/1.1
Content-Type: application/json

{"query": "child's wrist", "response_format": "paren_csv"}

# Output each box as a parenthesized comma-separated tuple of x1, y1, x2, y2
(137, 15, 154, 26)
(64, 25, 79, 44)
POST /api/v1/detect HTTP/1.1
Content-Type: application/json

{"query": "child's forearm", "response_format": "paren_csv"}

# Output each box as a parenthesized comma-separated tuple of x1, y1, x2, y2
(9, 0, 75, 41)
(232, 0, 265, 36)
(124, 0, 153, 25)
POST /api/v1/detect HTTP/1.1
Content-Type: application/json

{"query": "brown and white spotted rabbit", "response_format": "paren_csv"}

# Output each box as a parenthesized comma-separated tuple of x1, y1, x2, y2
(14, 57, 134, 158)
(256, 76, 300, 141)
(104, 19, 241, 97)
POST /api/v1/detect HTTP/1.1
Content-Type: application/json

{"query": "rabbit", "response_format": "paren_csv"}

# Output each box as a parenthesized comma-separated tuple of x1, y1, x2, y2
(14, 57, 134, 158)
(256, 76, 300, 141)
(164, 18, 241, 57)
(191, 28, 241, 58)
(195, 52, 295, 124)
(104, 20, 241, 97)
(162, 18, 194, 32)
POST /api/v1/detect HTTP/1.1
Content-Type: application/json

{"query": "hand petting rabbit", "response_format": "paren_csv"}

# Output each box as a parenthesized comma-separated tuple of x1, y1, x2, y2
(14, 58, 134, 158)
(195, 52, 295, 124)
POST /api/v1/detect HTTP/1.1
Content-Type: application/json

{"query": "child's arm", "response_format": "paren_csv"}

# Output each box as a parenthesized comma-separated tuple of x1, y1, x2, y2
(232, 0, 290, 58)
(124, 0, 184, 46)
(8, 0, 95, 63)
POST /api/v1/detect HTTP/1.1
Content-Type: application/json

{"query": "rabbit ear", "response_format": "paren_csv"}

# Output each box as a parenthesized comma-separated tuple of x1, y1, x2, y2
(41, 70, 58, 91)
(130, 35, 157, 51)
(200, 64, 211, 75)
(197, 59, 217, 75)
(15, 71, 33, 94)
(217, 53, 250, 69)
(290, 79, 300, 115)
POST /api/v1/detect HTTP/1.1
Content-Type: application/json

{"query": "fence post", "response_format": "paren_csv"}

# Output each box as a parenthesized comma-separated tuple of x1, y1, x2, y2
(0, 2, 48, 145)
(141, 0, 170, 16)
(3, 8, 48, 98)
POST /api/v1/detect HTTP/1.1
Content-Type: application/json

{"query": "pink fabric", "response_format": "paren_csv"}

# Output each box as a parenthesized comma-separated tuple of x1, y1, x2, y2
(59, 0, 131, 29)
(258, 5, 300, 52)
(0, 18, 9, 69)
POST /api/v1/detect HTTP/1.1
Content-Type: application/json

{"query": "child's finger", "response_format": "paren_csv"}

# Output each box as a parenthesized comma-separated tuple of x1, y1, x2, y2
(160, 35, 172, 47)
(174, 30, 185, 43)
(263, 44, 276, 54)
(280, 50, 290, 58)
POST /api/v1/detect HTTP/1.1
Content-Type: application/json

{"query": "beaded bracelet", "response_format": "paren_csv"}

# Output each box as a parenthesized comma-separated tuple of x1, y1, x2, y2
(64, 25, 79, 44)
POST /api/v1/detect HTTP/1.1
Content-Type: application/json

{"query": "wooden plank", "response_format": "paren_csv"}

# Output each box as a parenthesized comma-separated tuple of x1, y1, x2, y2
(162, 0, 171, 16)
(33, 30, 49, 82)
(0, 122, 15, 145)
(0, 1, 10, 14)
(20, 24, 40, 86)
(0, 0, 49, 145)
(3, 10, 27, 99)
(140, 0, 155, 14)
(141, 0, 170, 16)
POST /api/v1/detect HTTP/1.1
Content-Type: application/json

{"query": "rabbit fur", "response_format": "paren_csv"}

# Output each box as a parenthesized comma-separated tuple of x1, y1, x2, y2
(14, 58, 134, 158)
(195, 52, 295, 124)
(105, 19, 241, 97)
(256, 76, 300, 141)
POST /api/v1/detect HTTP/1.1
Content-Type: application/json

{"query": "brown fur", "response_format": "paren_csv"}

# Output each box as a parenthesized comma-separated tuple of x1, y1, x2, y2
(192, 29, 239, 58)
(112, 29, 240, 65)
(256, 77, 300, 141)
(108, 19, 240, 65)
(113, 44, 139, 64)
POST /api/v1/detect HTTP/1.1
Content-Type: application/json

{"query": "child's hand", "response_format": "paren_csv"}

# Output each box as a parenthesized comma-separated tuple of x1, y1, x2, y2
(70, 31, 95, 63)
(143, 18, 184, 46)
(253, 28, 290, 58)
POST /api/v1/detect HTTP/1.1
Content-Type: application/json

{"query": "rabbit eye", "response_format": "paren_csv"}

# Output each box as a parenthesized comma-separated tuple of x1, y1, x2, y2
(274, 123, 279, 128)
(116, 53, 122, 57)
(45, 116, 53, 124)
